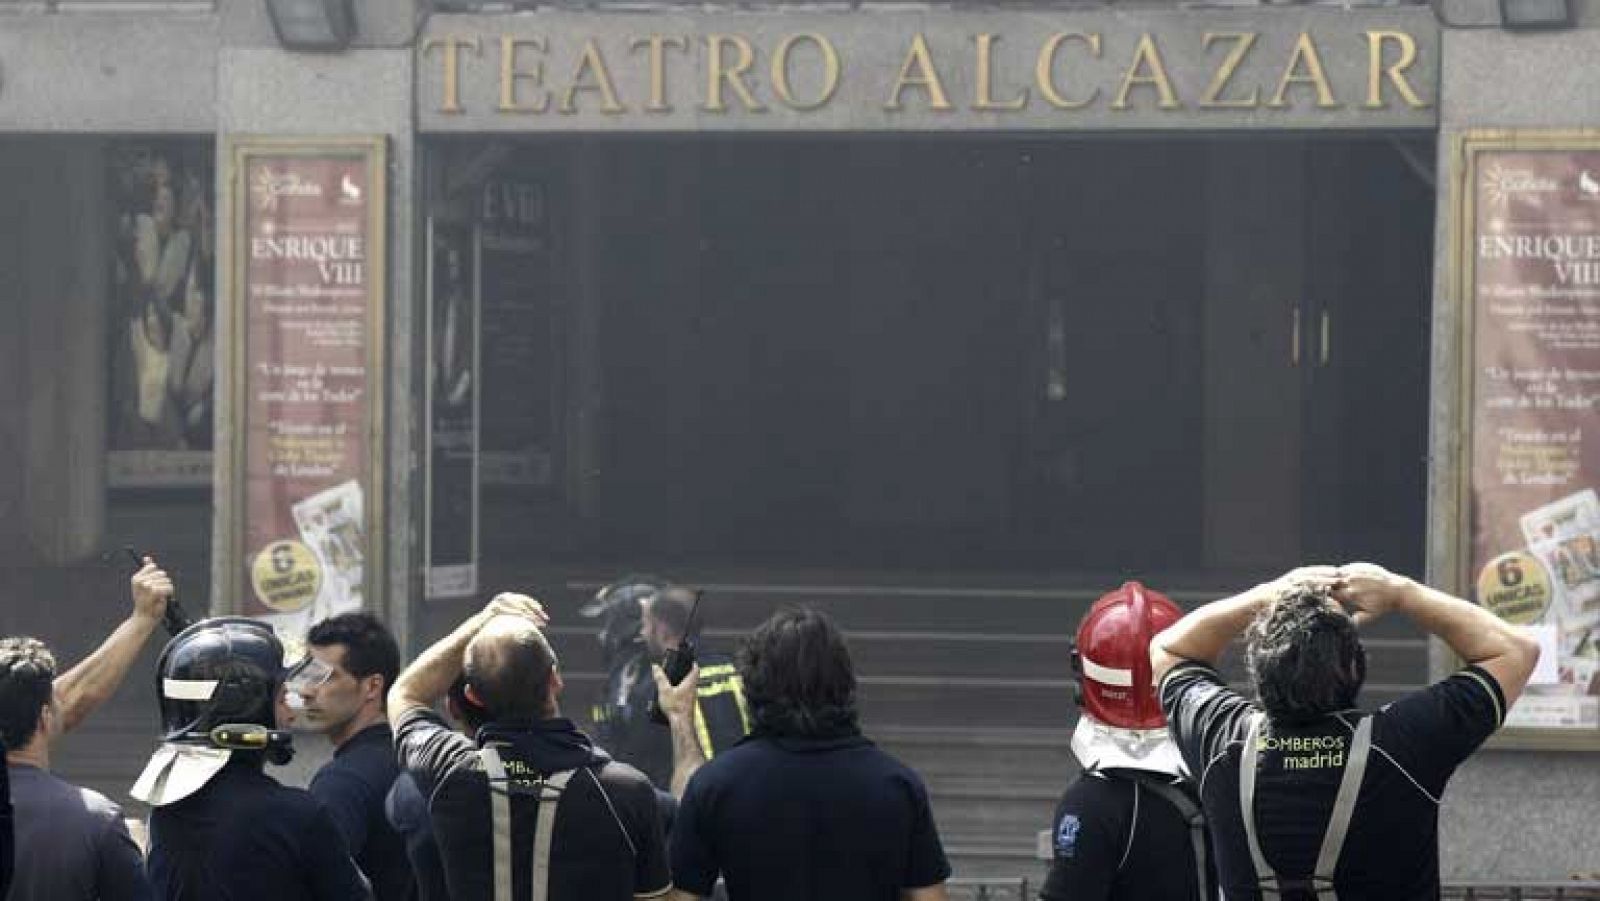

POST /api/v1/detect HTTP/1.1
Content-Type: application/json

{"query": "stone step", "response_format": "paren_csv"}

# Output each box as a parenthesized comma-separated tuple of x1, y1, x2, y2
(944, 845, 1049, 892)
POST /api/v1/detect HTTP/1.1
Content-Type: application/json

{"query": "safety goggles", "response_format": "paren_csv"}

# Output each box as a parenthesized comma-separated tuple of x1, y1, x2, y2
(284, 655, 337, 694)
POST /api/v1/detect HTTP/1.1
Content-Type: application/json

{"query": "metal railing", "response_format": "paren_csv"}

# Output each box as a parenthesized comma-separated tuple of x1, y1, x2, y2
(428, 0, 1428, 8)
(1443, 885, 1600, 900)
(0, 1, 214, 11)
(941, 878, 1600, 900)
(947, 878, 1032, 901)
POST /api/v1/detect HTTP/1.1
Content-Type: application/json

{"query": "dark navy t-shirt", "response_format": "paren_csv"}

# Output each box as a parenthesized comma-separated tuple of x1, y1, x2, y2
(310, 723, 414, 901)
(147, 758, 371, 901)
(1, 753, 14, 900)
(670, 732, 951, 901)
(7, 763, 149, 901)
(1039, 769, 1214, 901)
(385, 772, 448, 901)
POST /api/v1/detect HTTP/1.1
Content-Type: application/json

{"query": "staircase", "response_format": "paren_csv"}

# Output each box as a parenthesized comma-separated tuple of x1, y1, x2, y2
(536, 569, 1431, 885)
(30, 559, 1431, 882)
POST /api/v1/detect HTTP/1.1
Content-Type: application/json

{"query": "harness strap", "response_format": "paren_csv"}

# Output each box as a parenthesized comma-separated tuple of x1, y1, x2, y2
(1129, 773, 1212, 901)
(480, 746, 514, 901)
(1313, 717, 1372, 891)
(1239, 713, 1374, 901)
(478, 745, 577, 901)
(532, 770, 575, 901)
(1240, 715, 1279, 900)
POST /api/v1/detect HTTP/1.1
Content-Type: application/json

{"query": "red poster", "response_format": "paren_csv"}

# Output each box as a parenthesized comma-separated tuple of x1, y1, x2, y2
(236, 143, 382, 634)
(1468, 144, 1600, 729)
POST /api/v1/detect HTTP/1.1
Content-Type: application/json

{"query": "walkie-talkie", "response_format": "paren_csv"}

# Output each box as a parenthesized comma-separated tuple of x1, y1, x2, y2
(124, 547, 196, 637)
(650, 590, 703, 725)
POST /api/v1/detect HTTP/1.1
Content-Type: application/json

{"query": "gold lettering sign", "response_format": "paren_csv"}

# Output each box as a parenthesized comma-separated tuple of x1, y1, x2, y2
(630, 35, 689, 113)
(561, 39, 625, 114)
(500, 35, 551, 114)
(974, 34, 1028, 111)
(705, 34, 766, 113)
(1268, 32, 1339, 109)
(423, 36, 482, 115)
(886, 34, 952, 112)
(1036, 32, 1101, 110)
(772, 33, 842, 111)
(1200, 33, 1260, 110)
(424, 28, 1432, 119)
(1113, 34, 1181, 111)
(1366, 30, 1428, 109)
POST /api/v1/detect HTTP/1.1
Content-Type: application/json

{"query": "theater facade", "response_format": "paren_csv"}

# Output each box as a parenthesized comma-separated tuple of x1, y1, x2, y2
(2, 0, 1597, 882)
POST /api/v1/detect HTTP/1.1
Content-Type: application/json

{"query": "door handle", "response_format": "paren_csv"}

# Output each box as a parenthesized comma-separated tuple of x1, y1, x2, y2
(1291, 307, 1301, 367)
(1319, 309, 1331, 368)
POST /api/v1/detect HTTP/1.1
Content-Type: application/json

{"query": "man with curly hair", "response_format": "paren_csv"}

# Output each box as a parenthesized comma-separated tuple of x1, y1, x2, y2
(661, 607, 950, 901)
(1151, 563, 1540, 901)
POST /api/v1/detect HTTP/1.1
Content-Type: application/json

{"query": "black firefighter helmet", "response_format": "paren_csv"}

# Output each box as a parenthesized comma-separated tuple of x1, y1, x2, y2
(579, 575, 663, 669)
(156, 617, 291, 763)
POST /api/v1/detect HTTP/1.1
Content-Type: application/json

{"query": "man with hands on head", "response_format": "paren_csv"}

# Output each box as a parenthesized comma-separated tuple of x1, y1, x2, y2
(1151, 563, 1540, 901)
(389, 592, 673, 901)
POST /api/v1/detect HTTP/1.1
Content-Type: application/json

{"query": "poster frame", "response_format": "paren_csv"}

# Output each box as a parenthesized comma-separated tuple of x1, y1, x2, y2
(104, 138, 219, 492)
(1451, 128, 1600, 751)
(423, 216, 481, 600)
(221, 134, 388, 623)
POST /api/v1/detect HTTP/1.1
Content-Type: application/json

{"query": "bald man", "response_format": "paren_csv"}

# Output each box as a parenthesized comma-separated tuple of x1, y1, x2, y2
(389, 594, 673, 901)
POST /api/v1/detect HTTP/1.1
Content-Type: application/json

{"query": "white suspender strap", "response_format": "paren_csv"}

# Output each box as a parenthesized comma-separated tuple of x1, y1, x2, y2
(479, 746, 515, 901)
(1240, 714, 1375, 901)
(1311, 716, 1373, 898)
(1239, 714, 1281, 900)
(480, 745, 578, 901)
(531, 770, 575, 901)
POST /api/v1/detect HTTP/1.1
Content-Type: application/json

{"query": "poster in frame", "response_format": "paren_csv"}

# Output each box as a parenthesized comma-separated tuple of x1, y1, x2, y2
(425, 217, 480, 600)
(1453, 129, 1600, 748)
(106, 140, 217, 489)
(222, 135, 386, 648)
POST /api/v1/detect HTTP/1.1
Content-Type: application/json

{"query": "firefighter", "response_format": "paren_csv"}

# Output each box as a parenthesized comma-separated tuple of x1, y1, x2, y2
(583, 578, 749, 794)
(134, 617, 370, 900)
(1040, 582, 1215, 901)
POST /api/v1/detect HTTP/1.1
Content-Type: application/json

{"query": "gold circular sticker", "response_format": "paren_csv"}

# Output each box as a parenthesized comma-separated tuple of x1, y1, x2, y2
(251, 540, 323, 614)
(1477, 551, 1553, 625)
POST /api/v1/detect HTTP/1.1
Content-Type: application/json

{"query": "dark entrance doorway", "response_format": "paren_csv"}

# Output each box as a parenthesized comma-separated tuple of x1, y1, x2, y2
(431, 134, 1435, 583)
(423, 133, 1439, 882)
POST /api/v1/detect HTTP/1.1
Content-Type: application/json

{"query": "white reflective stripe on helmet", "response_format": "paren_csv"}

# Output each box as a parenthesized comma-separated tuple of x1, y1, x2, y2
(1081, 655, 1134, 687)
(162, 678, 219, 701)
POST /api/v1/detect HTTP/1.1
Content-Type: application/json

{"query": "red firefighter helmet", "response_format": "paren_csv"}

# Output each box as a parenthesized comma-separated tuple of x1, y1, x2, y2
(1073, 581, 1183, 731)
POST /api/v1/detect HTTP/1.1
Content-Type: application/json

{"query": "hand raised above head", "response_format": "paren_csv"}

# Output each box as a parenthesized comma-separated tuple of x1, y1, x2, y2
(1275, 564, 1342, 592)
(483, 591, 550, 629)
(130, 557, 173, 623)
(1333, 561, 1415, 626)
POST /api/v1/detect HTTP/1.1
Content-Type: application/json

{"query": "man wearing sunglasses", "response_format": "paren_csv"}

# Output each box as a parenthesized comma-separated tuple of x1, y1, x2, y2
(288, 613, 414, 900)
